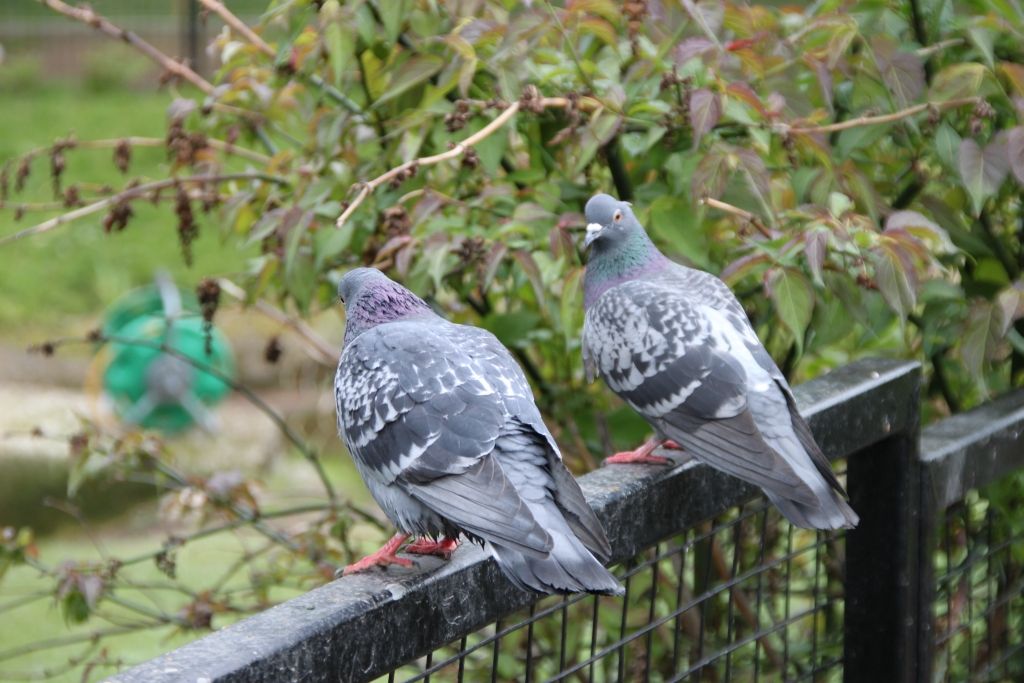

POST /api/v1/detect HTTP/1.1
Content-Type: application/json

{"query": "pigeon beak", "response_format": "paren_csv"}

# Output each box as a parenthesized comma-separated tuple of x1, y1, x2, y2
(584, 222, 603, 248)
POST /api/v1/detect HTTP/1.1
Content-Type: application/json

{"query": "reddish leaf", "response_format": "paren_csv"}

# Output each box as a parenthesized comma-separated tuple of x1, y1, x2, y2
(512, 250, 546, 305)
(1007, 127, 1024, 185)
(481, 242, 508, 291)
(721, 252, 769, 283)
(725, 82, 768, 117)
(959, 138, 1010, 215)
(689, 89, 721, 146)
(735, 148, 770, 199)
(674, 37, 716, 65)
(873, 39, 925, 108)
(691, 148, 730, 200)
(884, 210, 956, 255)
(804, 229, 827, 285)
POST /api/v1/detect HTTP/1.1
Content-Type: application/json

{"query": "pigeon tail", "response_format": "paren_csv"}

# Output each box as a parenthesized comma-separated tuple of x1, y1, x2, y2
(766, 488, 859, 530)
(489, 503, 623, 596)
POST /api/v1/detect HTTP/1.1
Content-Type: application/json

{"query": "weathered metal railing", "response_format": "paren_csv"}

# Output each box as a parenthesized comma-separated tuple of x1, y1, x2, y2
(110, 358, 1024, 682)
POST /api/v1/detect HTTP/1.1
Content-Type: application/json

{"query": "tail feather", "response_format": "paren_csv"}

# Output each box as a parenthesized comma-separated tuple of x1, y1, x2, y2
(766, 488, 859, 530)
(489, 506, 623, 596)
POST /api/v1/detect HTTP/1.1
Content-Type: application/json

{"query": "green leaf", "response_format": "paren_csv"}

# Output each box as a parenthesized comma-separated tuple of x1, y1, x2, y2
(768, 268, 814, 353)
(958, 138, 1010, 215)
(559, 267, 585, 344)
(481, 311, 542, 348)
(378, 0, 411, 44)
(872, 243, 917, 318)
(321, 3, 355, 87)
(967, 27, 996, 69)
(929, 63, 997, 101)
(647, 195, 708, 268)
(934, 123, 961, 170)
(375, 55, 445, 106)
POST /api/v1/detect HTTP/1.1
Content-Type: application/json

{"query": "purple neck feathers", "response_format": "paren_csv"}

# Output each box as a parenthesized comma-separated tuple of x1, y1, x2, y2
(343, 282, 433, 346)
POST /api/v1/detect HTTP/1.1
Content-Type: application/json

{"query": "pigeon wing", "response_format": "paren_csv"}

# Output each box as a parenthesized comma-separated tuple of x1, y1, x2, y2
(336, 323, 551, 556)
(584, 281, 817, 504)
(451, 324, 613, 561)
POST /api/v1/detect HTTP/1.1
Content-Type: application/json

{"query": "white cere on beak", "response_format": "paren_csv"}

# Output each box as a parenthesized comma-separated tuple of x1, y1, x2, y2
(586, 223, 603, 237)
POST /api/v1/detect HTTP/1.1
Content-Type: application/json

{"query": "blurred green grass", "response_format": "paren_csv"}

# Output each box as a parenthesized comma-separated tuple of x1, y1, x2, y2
(0, 84, 254, 339)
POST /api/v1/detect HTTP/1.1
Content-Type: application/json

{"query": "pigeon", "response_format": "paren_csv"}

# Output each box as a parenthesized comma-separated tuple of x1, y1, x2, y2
(334, 267, 623, 595)
(580, 194, 858, 530)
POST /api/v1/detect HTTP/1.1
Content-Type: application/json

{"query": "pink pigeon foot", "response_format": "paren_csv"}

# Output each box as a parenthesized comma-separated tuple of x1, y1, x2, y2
(605, 436, 672, 465)
(342, 532, 413, 575)
(405, 537, 460, 558)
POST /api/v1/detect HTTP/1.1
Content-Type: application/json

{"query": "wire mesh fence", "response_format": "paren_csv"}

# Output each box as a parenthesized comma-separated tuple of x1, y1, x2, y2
(108, 362, 1024, 683)
(0, 0, 264, 78)
(933, 490, 1024, 683)
(385, 494, 847, 683)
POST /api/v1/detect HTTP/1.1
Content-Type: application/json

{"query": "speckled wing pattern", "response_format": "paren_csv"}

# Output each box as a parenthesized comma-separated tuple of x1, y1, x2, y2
(335, 321, 551, 555)
(582, 275, 821, 506)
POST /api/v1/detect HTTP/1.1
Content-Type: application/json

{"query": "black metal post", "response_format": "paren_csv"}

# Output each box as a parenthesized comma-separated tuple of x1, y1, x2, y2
(181, 0, 203, 77)
(844, 376, 932, 683)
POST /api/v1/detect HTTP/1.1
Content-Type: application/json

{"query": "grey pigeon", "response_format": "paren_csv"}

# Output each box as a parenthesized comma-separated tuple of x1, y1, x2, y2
(580, 194, 858, 530)
(334, 267, 623, 594)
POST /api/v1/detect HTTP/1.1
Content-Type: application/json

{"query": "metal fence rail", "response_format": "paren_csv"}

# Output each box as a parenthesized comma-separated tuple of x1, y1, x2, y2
(110, 358, 920, 682)
(108, 359, 1024, 682)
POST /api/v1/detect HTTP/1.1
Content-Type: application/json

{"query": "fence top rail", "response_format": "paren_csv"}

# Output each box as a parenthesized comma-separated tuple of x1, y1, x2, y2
(920, 388, 1024, 510)
(109, 357, 920, 683)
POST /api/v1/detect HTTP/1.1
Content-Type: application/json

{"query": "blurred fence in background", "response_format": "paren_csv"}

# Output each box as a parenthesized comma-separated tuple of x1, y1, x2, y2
(0, 0, 263, 80)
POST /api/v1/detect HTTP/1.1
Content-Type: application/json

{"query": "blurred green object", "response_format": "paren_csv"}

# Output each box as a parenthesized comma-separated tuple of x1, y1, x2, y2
(100, 275, 234, 434)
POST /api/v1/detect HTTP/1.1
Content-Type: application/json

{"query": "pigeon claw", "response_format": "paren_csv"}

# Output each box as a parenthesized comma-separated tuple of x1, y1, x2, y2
(405, 537, 459, 559)
(604, 436, 672, 465)
(605, 450, 671, 465)
(341, 532, 414, 576)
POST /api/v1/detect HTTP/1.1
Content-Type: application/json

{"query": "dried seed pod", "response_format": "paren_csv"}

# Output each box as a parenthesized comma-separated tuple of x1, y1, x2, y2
(175, 185, 197, 266)
(264, 336, 283, 364)
(196, 278, 221, 324)
(113, 139, 132, 174)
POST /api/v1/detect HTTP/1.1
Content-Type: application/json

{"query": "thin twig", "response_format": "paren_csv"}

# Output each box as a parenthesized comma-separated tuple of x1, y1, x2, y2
(36, 0, 214, 94)
(218, 278, 338, 366)
(0, 173, 289, 246)
(699, 197, 773, 238)
(786, 97, 977, 134)
(0, 624, 164, 662)
(335, 101, 522, 229)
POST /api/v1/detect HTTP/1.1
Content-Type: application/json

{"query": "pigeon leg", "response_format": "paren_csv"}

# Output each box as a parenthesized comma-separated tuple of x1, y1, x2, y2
(605, 436, 671, 465)
(662, 439, 684, 450)
(341, 532, 414, 575)
(405, 536, 460, 558)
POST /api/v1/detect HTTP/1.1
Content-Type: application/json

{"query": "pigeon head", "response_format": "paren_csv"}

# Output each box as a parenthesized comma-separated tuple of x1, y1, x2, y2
(338, 268, 433, 346)
(584, 193, 641, 250)
(581, 194, 668, 308)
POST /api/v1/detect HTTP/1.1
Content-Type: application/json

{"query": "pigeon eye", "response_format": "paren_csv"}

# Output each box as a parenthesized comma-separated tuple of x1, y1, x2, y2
(613, 210, 623, 223)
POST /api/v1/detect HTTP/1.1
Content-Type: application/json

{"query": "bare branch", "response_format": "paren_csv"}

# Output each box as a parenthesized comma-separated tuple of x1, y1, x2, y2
(218, 278, 338, 366)
(198, 0, 274, 57)
(699, 197, 773, 238)
(785, 97, 978, 135)
(36, 0, 214, 94)
(0, 173, 289, 246)
(335, 101, 524, 229)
